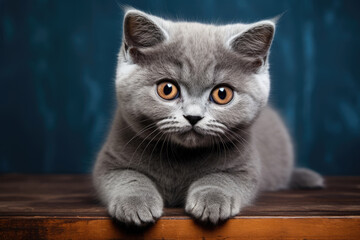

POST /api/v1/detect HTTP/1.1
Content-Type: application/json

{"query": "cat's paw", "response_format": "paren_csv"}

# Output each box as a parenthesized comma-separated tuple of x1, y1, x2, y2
(185, 187, 240, 224)
(108, 193, 163, 226)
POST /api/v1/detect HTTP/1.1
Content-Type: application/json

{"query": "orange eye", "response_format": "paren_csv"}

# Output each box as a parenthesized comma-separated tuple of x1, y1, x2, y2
(210, 86, 233, 105)
(157, 81, 179, 100)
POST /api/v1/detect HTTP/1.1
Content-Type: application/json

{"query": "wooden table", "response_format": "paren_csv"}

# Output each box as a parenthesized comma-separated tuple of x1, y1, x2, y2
(0, 175, 359, 239)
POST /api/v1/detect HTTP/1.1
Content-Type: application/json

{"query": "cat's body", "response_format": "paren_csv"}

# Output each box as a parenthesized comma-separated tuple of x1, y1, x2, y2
(93, 9, 323, 225)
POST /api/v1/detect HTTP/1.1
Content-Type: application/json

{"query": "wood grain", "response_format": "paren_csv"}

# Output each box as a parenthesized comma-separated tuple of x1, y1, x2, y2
(0, 175, 360, 239)
(1, 217, 360, 240)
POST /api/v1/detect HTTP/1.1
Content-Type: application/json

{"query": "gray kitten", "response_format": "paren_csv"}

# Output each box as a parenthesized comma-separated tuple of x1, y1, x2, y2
(93, 8, 324, 226)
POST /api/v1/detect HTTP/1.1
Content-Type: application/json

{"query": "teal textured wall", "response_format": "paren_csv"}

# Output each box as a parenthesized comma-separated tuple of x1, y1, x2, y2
(1, 0, 360, 174)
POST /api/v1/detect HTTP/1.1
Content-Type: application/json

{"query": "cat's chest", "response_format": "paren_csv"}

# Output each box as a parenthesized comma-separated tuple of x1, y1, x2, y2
(158, 167, 197, 206)
(140, 159, 207, 206)
(128, 148, 234, 205)
(145, 160, 197, 187)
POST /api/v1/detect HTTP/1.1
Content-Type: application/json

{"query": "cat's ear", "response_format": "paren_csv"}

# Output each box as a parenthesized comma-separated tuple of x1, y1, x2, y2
(228, 20, 275, 70)
(123, 9, 168, 49)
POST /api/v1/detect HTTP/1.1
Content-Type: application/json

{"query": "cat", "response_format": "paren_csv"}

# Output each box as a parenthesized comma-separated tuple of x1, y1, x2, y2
(92, 8, 324, 226)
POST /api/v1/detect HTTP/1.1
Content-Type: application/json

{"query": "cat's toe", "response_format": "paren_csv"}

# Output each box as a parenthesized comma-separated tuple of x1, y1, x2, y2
(201, 203, 221, 224)
(109, 194, 163, 226)
(186, 188, 239, 224)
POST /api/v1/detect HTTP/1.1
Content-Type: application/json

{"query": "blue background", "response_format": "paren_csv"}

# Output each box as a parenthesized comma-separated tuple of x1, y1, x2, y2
(1, 0, 360, 174)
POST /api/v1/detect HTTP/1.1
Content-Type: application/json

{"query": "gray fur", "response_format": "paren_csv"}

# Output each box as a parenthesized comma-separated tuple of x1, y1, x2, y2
(93, 9, 324, 226)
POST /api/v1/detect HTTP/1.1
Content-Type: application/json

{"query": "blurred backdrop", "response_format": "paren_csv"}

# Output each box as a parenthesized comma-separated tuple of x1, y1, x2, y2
(1, 0, 360, 174)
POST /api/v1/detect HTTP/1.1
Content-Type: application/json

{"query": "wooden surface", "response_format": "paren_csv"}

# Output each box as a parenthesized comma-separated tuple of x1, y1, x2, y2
(0, 175, 360, 239)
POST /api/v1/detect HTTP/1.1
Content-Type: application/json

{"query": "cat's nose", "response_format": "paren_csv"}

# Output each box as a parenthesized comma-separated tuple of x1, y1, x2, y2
(184, 115, 203, 126)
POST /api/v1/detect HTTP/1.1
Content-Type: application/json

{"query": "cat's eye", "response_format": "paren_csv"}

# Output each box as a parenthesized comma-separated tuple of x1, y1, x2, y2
(210, 86, 233, 105)
(157, 81, 179, 100)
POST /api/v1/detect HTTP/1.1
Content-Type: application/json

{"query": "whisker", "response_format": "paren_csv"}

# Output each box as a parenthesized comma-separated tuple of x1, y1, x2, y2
(222, 132, 244, 155)
(216, 133, 228, 169)
(165, 134, 173, 171)
(139, 130, 163, 165)
(206, 123, 227, 132)
(158, 122, 180, 128)
(158, 132, 169, 178)
(156, 117, 178, 126)
(127, 127, 159, 168)
(159, 126, 182, 131)
(227, 127, 251, 146)
(121, 123, 157, 151)
(221, 130, 252, 166)
(203, 127, 225, 135)
(146, 131, 166, 174)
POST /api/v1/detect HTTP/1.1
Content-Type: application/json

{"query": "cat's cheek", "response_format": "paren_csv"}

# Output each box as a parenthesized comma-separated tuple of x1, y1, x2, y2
(210, 95, 259, 127)
(128, 91, 179, 124)
(242, 73, 270, 107)
(206, 101, 239, 127)
(116, 63, 139, 82)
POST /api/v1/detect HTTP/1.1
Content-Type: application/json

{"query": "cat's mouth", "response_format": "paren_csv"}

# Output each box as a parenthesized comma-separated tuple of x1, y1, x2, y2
(178, 127, 202, 137)
(156, 120, 219, 147)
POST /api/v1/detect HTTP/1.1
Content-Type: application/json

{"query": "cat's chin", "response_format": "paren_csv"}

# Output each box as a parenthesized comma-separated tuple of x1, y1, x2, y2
(171, 129, 210, 148)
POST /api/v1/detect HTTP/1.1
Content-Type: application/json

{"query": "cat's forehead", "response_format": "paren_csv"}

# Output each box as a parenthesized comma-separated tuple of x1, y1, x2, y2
(168, 22, 244, 54)
(141, 22, 248, 89)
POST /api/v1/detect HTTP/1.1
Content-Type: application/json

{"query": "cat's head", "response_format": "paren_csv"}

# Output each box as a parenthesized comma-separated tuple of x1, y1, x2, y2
(116, 8, 276, 148)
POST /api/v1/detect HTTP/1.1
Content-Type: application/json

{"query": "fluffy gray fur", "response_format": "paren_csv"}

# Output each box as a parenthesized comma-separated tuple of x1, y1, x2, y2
(93, 9, 324, 226)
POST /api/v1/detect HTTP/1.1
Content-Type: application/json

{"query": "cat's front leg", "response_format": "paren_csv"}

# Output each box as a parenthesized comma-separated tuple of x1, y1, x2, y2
(185, 170, 259, 224)
(94, 168, 163, 226)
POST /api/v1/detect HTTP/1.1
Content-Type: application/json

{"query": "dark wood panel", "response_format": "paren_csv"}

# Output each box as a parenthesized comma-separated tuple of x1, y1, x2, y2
(1, 217, 360, 240)
(0, 175, 360, 217)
